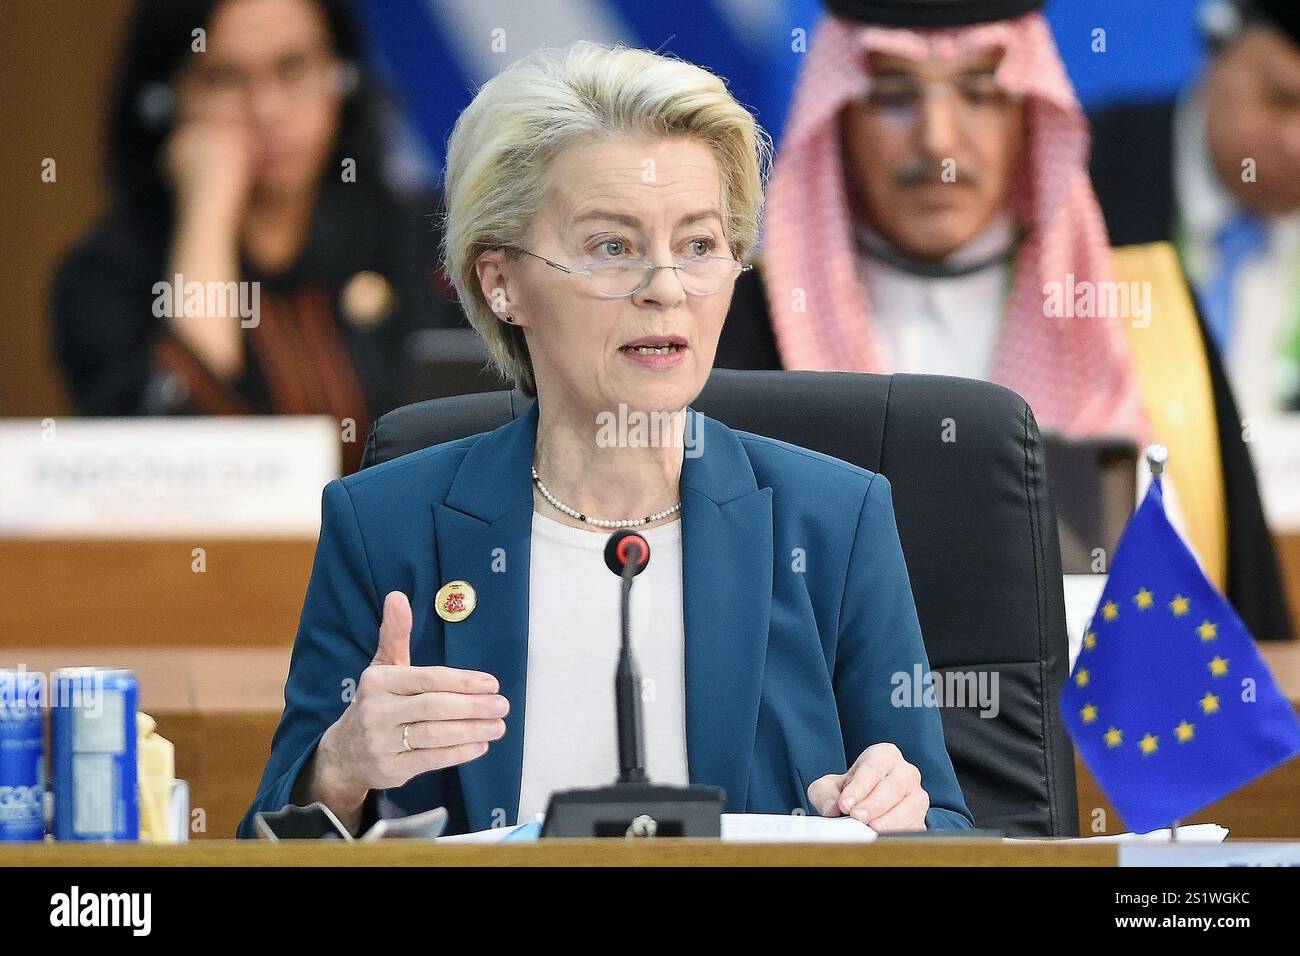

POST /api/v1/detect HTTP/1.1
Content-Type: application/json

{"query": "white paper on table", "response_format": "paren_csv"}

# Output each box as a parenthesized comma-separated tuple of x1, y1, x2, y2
(720, 813, 877, 843)
(434, 812, 879, 843)
(436, 822, 529, 844)
(1004, 823, 1228, 844)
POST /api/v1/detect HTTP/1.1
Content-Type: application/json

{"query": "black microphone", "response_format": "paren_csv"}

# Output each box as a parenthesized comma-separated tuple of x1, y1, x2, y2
(603, 528, 650, 578)
(541, 527, 724, 837)
(603, 530, 650, 785)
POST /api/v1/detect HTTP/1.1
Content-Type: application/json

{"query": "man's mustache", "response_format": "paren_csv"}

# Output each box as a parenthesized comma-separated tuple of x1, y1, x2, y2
(892, 159, 981, 187)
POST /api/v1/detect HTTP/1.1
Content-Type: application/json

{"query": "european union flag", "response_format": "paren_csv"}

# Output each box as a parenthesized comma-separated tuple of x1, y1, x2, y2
(1062, 476, 1300, 834)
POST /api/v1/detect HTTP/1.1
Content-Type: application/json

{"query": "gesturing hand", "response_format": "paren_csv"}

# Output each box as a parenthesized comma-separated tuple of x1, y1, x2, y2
(317, 591, 509, 798)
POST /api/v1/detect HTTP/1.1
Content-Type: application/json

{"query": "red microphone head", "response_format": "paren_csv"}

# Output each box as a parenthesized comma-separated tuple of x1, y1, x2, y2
(605, 529, 650, 577)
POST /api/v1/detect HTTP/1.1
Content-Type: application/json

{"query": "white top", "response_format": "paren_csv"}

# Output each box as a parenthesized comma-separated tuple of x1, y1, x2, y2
(1174, 91, 1300, 419)
(517, 510, 690, 822)
(858, 212, 1014, 380)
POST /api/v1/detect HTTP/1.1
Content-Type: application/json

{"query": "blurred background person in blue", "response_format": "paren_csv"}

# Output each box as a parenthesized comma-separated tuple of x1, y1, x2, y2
(1090, 0, 1300, 419)
(51, 0, 464, 472)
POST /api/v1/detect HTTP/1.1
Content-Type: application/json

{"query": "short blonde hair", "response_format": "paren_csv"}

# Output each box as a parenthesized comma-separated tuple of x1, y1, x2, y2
(441, 42, 771, 396)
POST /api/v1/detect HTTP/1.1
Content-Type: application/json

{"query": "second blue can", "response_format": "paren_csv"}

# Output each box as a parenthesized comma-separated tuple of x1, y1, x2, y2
(51, 667, 139, 842)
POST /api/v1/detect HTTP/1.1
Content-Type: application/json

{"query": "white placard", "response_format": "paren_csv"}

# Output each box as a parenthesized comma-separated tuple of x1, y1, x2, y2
(1246, 414, 1300, 532)
(1063, 573, 1109, 671)
(1120, 842, 1300, 866)
(0, 417, 340, 538)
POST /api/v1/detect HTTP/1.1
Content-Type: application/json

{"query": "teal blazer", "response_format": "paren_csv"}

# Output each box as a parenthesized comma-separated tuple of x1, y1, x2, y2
(238, 402, 973, 836)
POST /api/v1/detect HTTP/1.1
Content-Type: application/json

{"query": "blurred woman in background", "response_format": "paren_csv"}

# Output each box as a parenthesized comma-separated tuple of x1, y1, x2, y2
(53, 0, 464, 471)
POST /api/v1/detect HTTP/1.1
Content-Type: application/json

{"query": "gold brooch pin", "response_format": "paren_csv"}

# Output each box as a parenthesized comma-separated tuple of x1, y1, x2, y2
(434, 580, 477, 622)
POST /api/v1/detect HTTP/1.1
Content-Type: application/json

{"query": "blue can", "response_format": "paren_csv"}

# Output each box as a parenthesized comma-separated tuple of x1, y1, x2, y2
(0, 667, 46, 841)
(51, 668, 139, 842)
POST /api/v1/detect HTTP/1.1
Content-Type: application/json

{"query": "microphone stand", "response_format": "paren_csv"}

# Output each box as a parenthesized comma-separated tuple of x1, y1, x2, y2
(616, 548, 646, 784)
(541, 532, 724, 838)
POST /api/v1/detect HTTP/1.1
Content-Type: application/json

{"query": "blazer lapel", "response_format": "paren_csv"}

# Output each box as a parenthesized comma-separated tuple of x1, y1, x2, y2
(431, 403, 537, 830)
(680, 410, 773, 811)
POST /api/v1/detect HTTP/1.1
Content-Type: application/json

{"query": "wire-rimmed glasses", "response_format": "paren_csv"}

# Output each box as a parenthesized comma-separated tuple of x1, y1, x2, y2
(516, 249, 752, 298)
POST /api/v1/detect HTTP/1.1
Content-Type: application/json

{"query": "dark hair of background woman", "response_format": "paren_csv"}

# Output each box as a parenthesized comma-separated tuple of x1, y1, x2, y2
(106, 0, 393, 212)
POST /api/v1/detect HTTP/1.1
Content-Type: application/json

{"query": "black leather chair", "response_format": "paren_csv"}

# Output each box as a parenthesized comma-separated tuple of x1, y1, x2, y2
(361, 369, 1078, 836)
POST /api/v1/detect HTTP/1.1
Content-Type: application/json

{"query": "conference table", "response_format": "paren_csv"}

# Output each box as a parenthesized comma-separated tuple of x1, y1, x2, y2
(0, 839, 1178, 867)
(3, 536, 1300, 843)
(8, 837, 1300, 869)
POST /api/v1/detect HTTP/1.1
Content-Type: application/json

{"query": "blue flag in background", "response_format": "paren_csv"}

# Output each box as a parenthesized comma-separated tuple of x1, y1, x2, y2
(1062, 477, 1300, 834)
(354, 0, 825, 177)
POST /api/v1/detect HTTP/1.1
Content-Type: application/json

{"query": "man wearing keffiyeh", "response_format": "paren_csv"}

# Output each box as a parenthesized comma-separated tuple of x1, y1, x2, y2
(718, 0, 1293, 642)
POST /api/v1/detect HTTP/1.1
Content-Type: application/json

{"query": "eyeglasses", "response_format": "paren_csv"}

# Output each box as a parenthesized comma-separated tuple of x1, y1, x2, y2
(857, 73, 1017, 129)
(516, 249, 752, 298)
(173, 50, 354, 117)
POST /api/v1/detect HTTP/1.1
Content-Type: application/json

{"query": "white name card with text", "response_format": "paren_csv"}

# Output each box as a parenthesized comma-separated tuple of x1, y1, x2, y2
(0, 417, 340, 538)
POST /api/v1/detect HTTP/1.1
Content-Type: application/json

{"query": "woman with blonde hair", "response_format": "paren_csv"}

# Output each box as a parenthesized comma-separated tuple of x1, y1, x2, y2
(240, 41, 973, 837)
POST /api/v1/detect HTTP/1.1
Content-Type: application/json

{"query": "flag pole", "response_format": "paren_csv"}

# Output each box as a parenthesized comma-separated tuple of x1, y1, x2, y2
(1146, 444, 1173, 842)
(1145, 443, 1168, 478)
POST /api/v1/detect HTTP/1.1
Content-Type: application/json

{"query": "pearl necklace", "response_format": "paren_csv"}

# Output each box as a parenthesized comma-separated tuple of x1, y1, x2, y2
(531, 466, 682, 529)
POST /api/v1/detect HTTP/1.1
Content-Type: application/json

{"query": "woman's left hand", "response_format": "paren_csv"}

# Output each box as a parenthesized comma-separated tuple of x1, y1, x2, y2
(806, 742, 929, 831)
